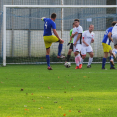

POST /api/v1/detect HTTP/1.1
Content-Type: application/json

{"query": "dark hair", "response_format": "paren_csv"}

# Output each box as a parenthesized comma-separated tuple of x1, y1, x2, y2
(89, 24, 94, 27)
(114, 44, 117, 46)
(74, 19, 79, 22)
(72, 23, 75, 25)
(51, 13, 57, 19)
(112, 21, 117, 26)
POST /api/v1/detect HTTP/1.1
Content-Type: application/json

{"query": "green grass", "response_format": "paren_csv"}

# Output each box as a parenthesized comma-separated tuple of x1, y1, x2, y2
(0, 64, 117, 117)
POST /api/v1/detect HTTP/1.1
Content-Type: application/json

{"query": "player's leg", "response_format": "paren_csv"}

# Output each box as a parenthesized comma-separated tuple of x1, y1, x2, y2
(47, 35, 64, 58)
(110, 46, 117, 66)
(67, 49, 72, 62)
(46, 48, 52, 70)
(57, 40, 65, 58)
(110, 50, 115, 67)
(102, 52, 108, 69)
(87, 46, 93, 68)
(66, 43, 73, 62)
(109, 52, 115, 69)
(73, 45, 79, 69)
(87, 52, 94, 68)
(43, 36, 53, 70)
(108, 45, 116, 69)
(74, 44, 82, 69)
(102, 43, 109, 69)
(74, 52, 80, 69)
(80, 46, 86, 67)
(109, 45, 117, 69)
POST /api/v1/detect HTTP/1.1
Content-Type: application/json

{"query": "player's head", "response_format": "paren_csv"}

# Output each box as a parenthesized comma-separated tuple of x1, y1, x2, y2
(114, 44, 117, 48)
(112, 21, 117, 26)
(74, 19, 80, 27)
(89, 24, 94, 32)
(51, 13, 57, 21)
(72, 23, 75, 28)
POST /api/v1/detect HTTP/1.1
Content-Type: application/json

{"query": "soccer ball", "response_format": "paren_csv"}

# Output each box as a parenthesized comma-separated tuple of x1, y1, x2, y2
(64, 62, 71, 68)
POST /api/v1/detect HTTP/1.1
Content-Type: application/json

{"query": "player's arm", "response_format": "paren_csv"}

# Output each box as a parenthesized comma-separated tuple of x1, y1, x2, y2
(82, 37, 89, 46)
(91, 34, 95, 43)
(41, 17, 46, 21)
(108, 32, 113, 42)
(74, 33, 82, 46)
(74, 27, 83, 46)
(53, 29, 62, 41)
(91, 38, 94, 43)
(52, 22, 63, 42)
(67, 30, 72, 46)
(70, 36, 72, 42)
(67, 36, 72, 46)
(71, 32, 78, 38)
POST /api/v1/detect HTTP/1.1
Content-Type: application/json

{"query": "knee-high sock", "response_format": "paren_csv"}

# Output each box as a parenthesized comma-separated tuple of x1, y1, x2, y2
(67, 55, 71, 62)
(110, 56, 113, 67)
(77, 54, 81, 63)
(75, 56, 79, 66)
(46, 55, 50, 67)
(80, 58, 84, 64)
(75, 54, 81, 66)
(102, 58, 106, 68)
(88, 57, 93, 65)
(58, 44, 63, 56)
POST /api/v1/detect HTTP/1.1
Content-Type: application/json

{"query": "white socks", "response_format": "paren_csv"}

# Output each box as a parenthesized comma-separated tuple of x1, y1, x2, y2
(88, 57, 93, 66)
(111, 55, 114, 61)
(80, 58, 84, 64)
(75, 54, 81, 66)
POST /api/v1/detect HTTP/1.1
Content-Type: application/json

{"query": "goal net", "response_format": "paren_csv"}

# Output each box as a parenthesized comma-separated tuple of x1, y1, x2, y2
(3, 5, 117, 66)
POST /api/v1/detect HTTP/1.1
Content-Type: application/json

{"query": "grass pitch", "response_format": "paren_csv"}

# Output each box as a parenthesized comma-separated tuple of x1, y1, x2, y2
(0, 64, 117, 117)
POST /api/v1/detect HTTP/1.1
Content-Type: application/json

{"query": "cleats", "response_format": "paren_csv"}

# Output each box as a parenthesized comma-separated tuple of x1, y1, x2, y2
(79, 64, 82, 69)
(110, 67, 117, 69)
(102, 67, 107, 70)
(47, 66, 53, 70)
(57, 55, 65, 59)
(87, 65, 91, 68)
(75, 66, 79, 69)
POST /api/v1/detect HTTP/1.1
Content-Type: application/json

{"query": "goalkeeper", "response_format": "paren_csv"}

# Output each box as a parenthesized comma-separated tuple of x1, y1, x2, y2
(66, 23, 76, 62)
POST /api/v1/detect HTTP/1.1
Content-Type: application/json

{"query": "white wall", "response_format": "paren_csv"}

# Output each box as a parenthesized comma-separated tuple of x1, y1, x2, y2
(6, 30, 114, 58)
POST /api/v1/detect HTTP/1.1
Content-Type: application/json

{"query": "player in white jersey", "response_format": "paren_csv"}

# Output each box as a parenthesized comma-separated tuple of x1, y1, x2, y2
(112, 22, 117, 46)
(110, 22, 117, 66)
(110, 45, 117, 66)
(109, 22, 117, 68)
(80, 25, 94, 68)
(71, 19, 83, 69)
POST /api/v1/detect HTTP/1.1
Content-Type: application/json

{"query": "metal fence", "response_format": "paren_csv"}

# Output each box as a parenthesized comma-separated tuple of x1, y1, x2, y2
(0, 0, 117, 63)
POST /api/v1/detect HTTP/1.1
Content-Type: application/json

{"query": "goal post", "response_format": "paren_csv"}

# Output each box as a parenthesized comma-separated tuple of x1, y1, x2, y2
(3, 5, 117, 66)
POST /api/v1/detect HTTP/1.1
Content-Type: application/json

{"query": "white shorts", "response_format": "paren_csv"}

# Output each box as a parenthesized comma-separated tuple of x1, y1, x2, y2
(81, 45, 93, 56)
(112, 48, 117, 55)
(112, 34, 117, 45)
(73, 44, 82, 52)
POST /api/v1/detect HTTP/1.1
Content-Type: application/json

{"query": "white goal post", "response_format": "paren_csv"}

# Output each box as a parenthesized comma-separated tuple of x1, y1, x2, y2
(3, 5, 117, 66)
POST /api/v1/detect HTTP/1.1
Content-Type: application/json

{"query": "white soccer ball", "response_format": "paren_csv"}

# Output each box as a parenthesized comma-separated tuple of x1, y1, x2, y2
(64, 62, 71, 68)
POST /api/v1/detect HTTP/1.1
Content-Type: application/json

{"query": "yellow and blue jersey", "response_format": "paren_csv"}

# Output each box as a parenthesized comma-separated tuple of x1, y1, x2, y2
(43, 18, 56, 36)
(102, 27, 113, 45)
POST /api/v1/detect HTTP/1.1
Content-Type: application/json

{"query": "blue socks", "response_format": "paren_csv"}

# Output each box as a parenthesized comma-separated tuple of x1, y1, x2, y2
(58, 44, 63, 56)
(46, 55, 50, 67)
(110, 56, 113, 68)
(102, 58, 106, 68)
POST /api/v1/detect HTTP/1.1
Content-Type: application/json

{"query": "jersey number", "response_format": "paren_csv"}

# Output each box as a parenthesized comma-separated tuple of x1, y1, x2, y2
(45, 22, 47, 29)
